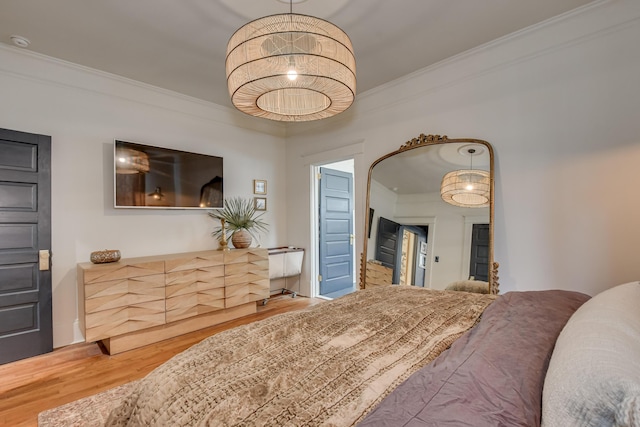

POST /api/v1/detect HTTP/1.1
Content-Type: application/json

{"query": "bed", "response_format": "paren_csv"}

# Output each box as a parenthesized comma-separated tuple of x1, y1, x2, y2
(104, 282, 640, 427)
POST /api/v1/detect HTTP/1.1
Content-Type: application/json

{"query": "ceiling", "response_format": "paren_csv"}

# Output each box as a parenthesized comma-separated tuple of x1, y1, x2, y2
(372, 142, 491, 196)
(0, 0, 593, 110)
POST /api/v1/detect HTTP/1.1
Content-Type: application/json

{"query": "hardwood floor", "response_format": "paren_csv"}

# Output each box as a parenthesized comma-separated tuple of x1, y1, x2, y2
(0, 295, 320, 427)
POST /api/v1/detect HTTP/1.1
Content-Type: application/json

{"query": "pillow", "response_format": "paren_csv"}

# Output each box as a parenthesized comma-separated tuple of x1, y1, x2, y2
(542, 282, 640, 427)
(445, 279, 489, 294)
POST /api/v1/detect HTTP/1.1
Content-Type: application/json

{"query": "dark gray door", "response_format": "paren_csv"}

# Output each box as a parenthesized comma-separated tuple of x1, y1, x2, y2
(384, 223, 427, 286)
(318, 167, 353, 298)
(469, 223, 489, 282)
(375, 217, 400, 282)
(0, 128, 52, 365)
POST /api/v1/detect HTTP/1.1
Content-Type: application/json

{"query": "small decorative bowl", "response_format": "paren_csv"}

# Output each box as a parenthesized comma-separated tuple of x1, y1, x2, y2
(90, 249, 121, 264)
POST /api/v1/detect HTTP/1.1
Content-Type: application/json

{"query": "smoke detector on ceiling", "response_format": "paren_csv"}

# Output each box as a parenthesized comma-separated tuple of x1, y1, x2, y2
(10, 35, 31, 48)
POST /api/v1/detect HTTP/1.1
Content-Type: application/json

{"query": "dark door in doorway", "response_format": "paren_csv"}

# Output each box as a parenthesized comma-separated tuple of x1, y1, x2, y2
(318, 168, 354, 298)
(469, 223, 489, 282)
(0, 128, 52, 365)
(375, 217, 400, 271)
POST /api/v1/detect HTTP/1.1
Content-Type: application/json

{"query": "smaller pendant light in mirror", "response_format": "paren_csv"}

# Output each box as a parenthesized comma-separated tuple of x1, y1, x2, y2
(148, 187, 164, 200)
(440, 148, 490, 208)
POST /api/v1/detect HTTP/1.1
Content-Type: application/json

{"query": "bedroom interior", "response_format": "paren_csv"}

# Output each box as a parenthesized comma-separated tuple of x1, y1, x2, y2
(1, 0, 640, 425)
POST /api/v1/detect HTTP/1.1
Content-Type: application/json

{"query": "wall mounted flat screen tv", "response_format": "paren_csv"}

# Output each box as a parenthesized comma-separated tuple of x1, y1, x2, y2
(114, 140, 223, 209)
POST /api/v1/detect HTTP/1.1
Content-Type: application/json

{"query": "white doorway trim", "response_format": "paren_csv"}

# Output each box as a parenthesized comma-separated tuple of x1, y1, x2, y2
(301, 141, 364, 298)
(394, 215, 436, 288)
(315, 160, 355, 298)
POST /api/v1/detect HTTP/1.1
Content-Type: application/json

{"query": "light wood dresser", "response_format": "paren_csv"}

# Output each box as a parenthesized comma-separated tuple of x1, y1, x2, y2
(365, 261, 394, 287)
(77, 248, 268, 354)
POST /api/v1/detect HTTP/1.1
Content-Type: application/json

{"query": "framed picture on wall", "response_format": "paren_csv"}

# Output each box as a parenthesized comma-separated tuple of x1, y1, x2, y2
(253, 179, 267, 195)
(254, 197, 267, 211)
(420, 241, 427, 254)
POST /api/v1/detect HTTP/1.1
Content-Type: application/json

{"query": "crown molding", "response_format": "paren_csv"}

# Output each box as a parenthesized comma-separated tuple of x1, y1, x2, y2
(287, 0, 634, 137)
(0, 43, 287, 138)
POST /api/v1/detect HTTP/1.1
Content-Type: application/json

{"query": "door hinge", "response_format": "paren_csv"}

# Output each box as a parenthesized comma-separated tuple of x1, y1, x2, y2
(318, 274, 322, 282)
(350, 234, 354, 245)
(317, 172, 322, 180)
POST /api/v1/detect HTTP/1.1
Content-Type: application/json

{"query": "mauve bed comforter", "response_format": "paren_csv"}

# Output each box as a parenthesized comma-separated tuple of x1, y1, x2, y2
(358, 290, 590, 427)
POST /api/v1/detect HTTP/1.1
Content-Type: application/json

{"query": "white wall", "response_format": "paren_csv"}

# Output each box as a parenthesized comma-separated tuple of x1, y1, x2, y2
(0, 47, 288, 348)
(286, 0, 640, 297)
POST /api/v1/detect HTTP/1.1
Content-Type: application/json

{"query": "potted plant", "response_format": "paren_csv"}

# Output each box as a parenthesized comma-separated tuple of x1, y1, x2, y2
(208, 197, 268, 249)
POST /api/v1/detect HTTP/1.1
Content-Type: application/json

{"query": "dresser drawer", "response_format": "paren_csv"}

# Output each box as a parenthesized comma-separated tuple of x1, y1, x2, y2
(165, 252, 224, 273)
(85, 300, 166, 342)
(165, 266, 226, 322)
(224, 248, 268, 265)
(82, 260, 165, 284)
(225, 269, 269, 287)
(225, 278, 269, 308)
(84, 273, 165, 314)
(225, 259, 269, 277)
(165, 266, 225, 295)
(165, 287, 226, 323)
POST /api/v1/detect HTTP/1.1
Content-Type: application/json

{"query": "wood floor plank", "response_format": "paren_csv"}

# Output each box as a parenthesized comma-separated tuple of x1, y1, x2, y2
(0, 295, 319, 427)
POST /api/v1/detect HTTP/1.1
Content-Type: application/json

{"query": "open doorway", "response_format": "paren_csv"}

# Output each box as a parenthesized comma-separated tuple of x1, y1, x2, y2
(313, 159, 355, 299)
(373, 217, 428, 287)
(397, 225, 428, 286)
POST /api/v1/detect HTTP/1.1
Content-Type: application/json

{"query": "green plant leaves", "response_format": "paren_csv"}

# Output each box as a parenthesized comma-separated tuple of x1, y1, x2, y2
(208, 197, 268, 240)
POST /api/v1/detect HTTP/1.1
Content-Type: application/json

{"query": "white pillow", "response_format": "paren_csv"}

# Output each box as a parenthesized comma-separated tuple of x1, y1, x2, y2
(542, 281, 640, 427)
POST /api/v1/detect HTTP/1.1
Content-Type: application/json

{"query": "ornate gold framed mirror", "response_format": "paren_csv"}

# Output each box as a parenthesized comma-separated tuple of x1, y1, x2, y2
(360, 134, 499, 294)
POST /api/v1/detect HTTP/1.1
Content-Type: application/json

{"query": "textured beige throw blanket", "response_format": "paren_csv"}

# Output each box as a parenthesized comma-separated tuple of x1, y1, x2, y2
(107, 287, 495, 426)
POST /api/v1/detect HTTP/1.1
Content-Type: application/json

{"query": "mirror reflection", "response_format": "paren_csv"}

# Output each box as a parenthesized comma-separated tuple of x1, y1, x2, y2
(362, 135, 497, 293)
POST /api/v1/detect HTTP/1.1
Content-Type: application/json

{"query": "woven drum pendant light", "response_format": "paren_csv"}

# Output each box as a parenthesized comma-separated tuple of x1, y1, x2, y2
(225, 1, 356, 122)
(440, 148, 490, 208)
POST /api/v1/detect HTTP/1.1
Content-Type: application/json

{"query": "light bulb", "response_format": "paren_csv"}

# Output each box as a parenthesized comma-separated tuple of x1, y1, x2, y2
(287, 68, 298, 81)
(466, 184, 474, 191)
